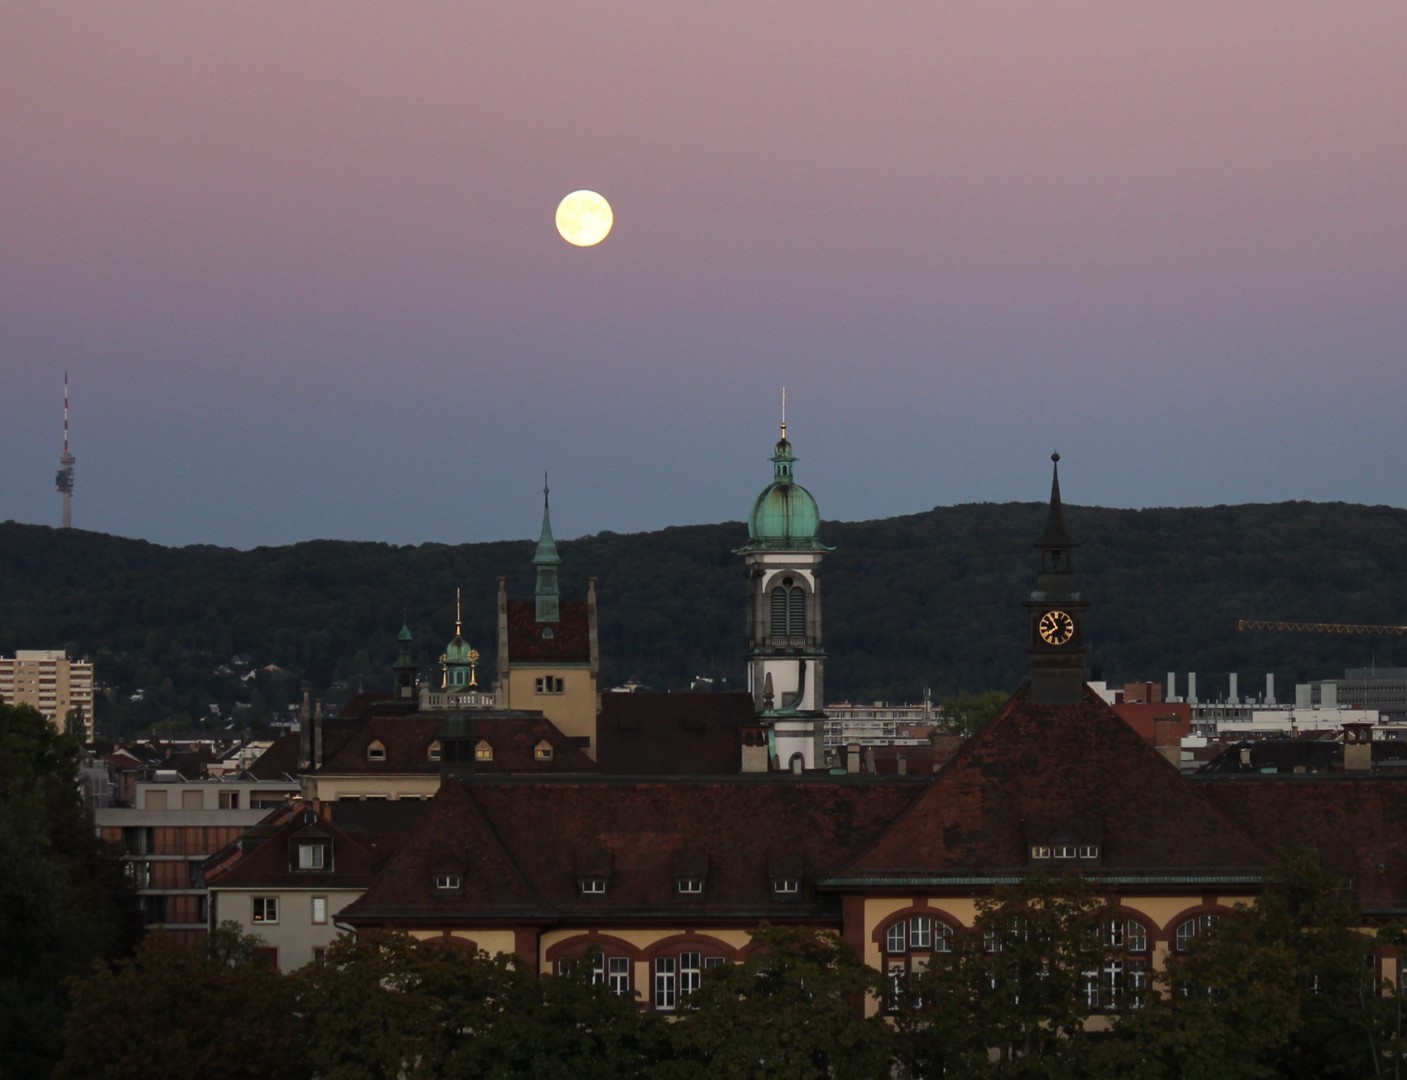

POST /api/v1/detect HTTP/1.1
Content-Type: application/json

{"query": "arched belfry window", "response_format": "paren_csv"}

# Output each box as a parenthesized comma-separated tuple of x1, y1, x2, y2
(769, 577, 807, 645)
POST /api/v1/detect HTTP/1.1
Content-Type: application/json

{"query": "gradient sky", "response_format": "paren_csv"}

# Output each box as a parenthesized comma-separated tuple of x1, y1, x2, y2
(4, 3, 1405, 549)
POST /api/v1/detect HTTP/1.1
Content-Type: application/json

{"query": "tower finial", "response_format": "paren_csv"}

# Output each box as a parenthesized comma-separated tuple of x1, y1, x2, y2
(780, 387, 787, 442)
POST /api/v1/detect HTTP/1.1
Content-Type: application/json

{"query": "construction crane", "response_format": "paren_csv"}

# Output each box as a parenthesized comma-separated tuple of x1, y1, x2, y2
(1236, 619, 1407, 637)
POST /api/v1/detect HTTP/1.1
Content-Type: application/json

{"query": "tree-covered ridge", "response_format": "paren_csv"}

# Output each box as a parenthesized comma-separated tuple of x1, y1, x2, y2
(2, 500, 1405, 734)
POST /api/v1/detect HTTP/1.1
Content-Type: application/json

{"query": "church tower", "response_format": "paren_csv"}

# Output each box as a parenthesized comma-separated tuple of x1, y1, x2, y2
(497, 483, 601, 757)
(392, 619, 418, 701)
(439, 589, 479, 691)
(1023, 453, 1089, 704)
(737, 414, 831, 771)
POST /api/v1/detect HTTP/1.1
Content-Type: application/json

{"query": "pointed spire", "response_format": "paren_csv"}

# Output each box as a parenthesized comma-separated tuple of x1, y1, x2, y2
(534, 475, 561, 623)
(1036, 452, 1077, 551)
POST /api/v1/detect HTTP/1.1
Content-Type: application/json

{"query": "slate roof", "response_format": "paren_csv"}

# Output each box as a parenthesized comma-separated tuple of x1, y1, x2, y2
(338, 775, 926, 928)
(505, 600, 592, 664)
(828, 683, 1270, 889)
(595, 692, 754, 774)
(1197, 775, 1407, 913)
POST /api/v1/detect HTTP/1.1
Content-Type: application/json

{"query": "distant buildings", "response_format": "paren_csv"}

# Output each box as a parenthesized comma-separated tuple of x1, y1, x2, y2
(0, 649, 93, 739)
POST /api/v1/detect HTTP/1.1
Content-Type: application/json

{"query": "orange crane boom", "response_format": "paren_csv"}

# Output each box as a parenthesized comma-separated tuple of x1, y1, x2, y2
(1236, 619, 1407, 636)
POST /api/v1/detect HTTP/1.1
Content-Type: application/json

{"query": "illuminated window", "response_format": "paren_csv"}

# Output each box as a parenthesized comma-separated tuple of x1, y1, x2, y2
(252, 896, 278, 924)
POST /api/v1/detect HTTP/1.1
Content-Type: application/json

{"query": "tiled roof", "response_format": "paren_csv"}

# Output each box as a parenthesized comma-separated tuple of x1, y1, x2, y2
(248, 732, 301, 780)
(205, 806, 400, 892)
(339, 776, 925, 926)
(505, 600, 591, 664)
(1198, 776, 1407, 913)
(314, 712, 597, 776)
(596, 692, 754, 774)
(829, 683, 1269, 887)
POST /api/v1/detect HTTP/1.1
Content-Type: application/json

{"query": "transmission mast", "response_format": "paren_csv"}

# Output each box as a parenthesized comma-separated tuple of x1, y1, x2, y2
(55, 373, 75, 528)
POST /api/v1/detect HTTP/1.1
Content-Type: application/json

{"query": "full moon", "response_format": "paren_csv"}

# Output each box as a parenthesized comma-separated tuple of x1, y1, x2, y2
(555, 190, 613, 247)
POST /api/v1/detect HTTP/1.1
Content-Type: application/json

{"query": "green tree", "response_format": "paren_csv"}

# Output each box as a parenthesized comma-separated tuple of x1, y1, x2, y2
(1096, 850, 1396, 1080)
(666, 923, 893, 1079)
(894, 875, 1109, 1078)
(0, 702, 138, 1078)
(54, 924, 301, 1080)
(938, 691, 1010, 737)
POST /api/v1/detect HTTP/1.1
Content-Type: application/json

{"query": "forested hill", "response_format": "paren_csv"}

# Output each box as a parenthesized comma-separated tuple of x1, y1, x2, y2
(3, 501, 1406, 735)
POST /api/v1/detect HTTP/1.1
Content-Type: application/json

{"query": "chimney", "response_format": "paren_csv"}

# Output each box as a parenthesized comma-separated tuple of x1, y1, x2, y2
(1187, 672, 1198, 705)
(1343, 722, 1373, 772)
(1229, 673, 1239, 705)
(1167, 671, 1176, 702)
(1266, 673, 1276, 706)
(1154, 715, 1182, 769)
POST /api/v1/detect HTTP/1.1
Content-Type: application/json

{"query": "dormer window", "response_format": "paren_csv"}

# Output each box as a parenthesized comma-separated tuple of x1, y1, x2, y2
(534, 740, 554, 761)
(475, 740, 494, 762)
(367, 741, 386, 762)
(773, 878, 800, 895)
(1053, 844, 1078, 859)
(1079, 844, 1100, 859)
(297, 842, 328, 870)
(1030, 846, 1052, 860)
(580, 878, 608, 896)
(435, 873, 461, 890)
(677, 878, 704, 895)
(427, 740, 442, 762)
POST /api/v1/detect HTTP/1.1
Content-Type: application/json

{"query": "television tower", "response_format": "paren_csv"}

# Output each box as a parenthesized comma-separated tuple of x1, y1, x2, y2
(55, 373, 75, 529)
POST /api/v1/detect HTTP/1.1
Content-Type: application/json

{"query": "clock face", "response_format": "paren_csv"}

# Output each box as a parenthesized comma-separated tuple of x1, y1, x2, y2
(1038, 610, 1075, 645)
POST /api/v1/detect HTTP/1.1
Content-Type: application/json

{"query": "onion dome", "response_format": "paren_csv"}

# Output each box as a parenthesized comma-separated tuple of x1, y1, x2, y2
(744, 425, 827, 550)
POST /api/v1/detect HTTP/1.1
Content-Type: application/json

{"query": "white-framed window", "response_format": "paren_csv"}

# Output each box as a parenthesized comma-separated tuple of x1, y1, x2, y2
(704, 956, 726, 971)
(311, 896, 328, 924)
(886, 922, 907, 954)
(1030, 845, 1051, 859)
(680, 951, 702, 998)
(218, 790, 239, 810)
(909, 916, 933, 950)
(677, 878, 704, 895)
(427, 741, 442, 762)
(652, 956, 675, 1006)
(435, 873, 461, 890)
(1079, 844, 1100, 859)
(252, 896, 279, 924)
(534, 676, 565, 694)
(580, 878, 607, 895)
(366, 741, 386, 762)
(1053, 844, 1077, 858)
(312, 946, 327, 963)
(1175, 913, 1220, 952)
(608, 956, 631, 997)
(297, 843, 326, 870)
(773, 877, 800, 894)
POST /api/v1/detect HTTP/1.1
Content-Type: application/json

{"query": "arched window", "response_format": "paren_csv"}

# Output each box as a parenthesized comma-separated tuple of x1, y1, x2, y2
(769, 578, 807, 644)
(1080, 914, 1152, 1010)
(1174, 912, 1221, 952)
(877, 911, 958, 1009)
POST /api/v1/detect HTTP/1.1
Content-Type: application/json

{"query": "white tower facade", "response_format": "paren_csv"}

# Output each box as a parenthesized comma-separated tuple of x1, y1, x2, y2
(738, 420, 830, 771)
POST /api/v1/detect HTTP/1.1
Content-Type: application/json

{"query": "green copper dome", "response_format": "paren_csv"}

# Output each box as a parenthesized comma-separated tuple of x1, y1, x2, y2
(746, 431, 825, 549)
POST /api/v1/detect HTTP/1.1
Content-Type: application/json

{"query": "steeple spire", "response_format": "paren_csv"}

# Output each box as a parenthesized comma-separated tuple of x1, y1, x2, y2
(1036, 452, 1077, 558)
(1024, 453, 1088, 704)
(534, 475, 561, 623)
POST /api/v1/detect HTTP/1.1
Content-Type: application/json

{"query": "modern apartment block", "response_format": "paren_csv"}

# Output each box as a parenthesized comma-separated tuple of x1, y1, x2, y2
(0, 649, 94, 740)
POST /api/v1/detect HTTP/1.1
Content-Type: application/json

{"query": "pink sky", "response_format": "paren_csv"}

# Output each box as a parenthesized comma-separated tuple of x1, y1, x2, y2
(3, 2, 1405, 547)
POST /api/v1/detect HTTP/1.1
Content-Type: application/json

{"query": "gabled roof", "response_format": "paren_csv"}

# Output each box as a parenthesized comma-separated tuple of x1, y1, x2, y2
(596, 692, 753, 774)
(339, 776, 925, 927)
(247, 732, 301, 780)
(828, 683, 1270, 888)
(205, 806, 402, 892)
(505, 599, 591, 664)
(1197, 776, 1407, 913)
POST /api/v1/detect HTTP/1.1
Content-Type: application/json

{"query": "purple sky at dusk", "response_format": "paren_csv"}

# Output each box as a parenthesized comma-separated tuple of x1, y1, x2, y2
(4, 3, 1405, 549)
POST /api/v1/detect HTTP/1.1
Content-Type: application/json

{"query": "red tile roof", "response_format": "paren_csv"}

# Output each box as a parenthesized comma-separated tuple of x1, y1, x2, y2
(829, 684, 1269, 888)
(505, 600, 592, 664)
(314, 712, 597, 776)
(596, 692, 754, 774)
(205, 806, 403, 892)
(1198, 776, 1407, 913)
(339, 776, 925, 927)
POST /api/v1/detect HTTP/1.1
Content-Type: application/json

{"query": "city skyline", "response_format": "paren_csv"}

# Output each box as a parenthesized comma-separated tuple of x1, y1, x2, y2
(4, 3, 1405, 550)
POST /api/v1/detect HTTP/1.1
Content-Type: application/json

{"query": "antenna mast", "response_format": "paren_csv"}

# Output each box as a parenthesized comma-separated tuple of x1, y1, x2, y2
(55, 373, 75, 528)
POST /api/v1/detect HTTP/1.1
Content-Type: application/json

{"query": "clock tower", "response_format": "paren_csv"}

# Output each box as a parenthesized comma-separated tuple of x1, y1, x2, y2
(1023, 454, 1089, 705)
